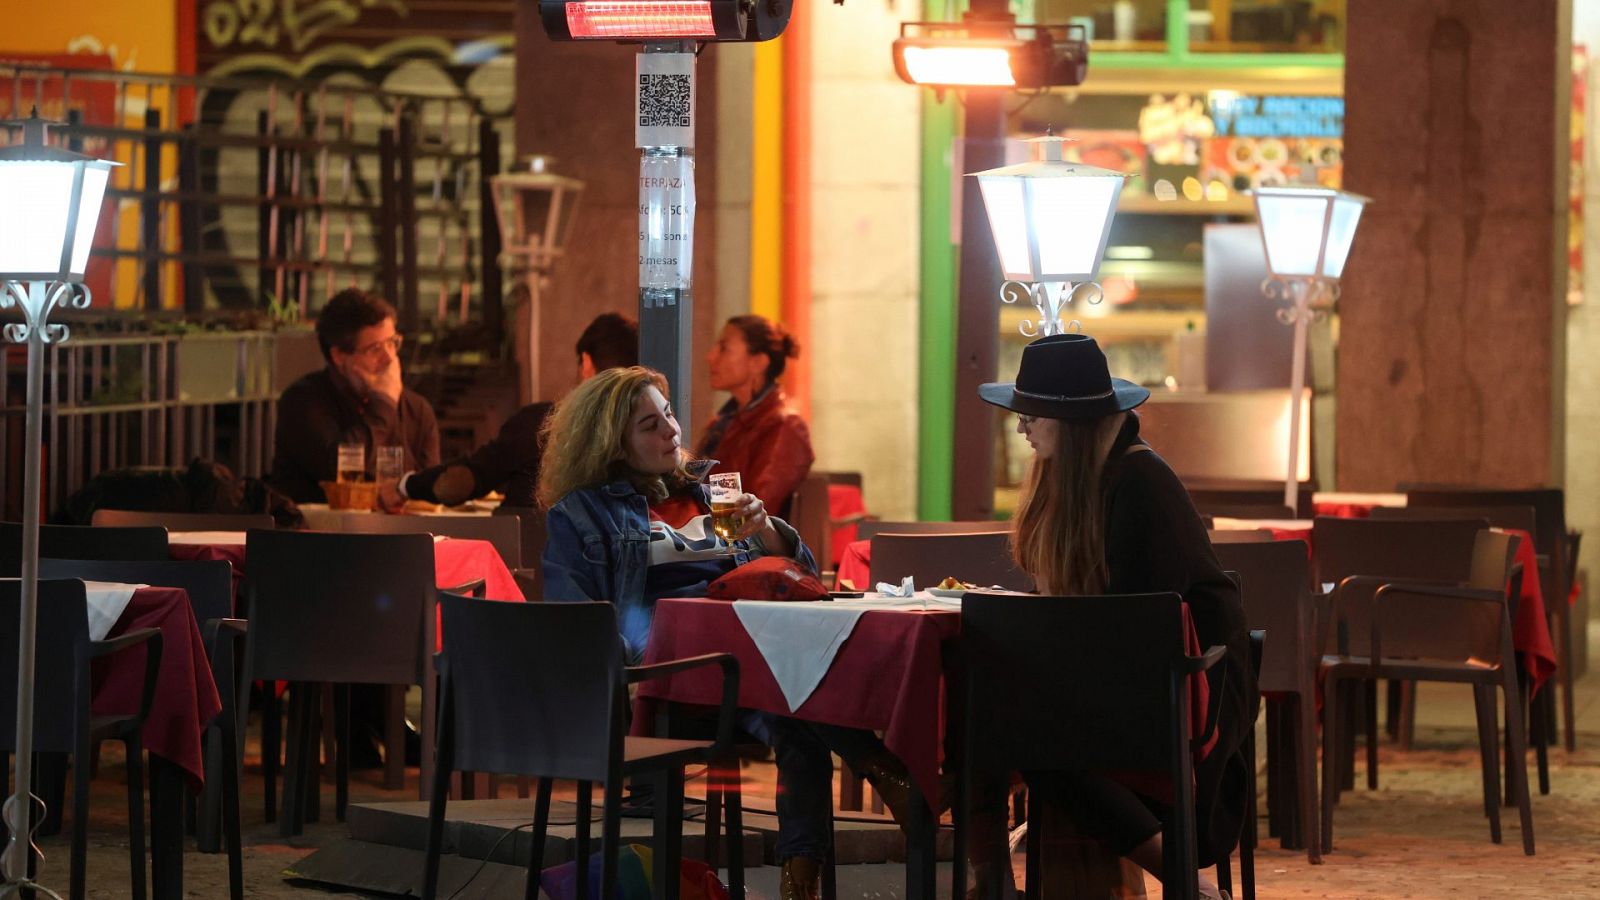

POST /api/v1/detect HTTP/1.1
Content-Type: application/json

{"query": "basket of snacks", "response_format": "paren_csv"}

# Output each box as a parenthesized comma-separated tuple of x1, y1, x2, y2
(320, 479, 380, 511)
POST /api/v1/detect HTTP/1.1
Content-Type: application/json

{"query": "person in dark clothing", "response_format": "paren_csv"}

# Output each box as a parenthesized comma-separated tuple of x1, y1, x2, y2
(269, 288, 440, 504)
(384, 312, 638, 510)
(971, 333, 1253, 900)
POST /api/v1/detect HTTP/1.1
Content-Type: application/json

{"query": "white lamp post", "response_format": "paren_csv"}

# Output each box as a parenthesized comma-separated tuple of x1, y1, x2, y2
(1250, 185, 1371, 511)
(488, 155, 584, 404)
(970, 134, 1127, 337)
(0, 112, 117, 888)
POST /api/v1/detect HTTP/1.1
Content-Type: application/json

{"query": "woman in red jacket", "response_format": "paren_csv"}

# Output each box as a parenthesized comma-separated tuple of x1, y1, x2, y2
(698, 315, 815, 517)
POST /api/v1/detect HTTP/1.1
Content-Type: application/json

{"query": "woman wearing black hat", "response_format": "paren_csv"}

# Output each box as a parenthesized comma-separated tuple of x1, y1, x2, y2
(970, 333, 1252, 900)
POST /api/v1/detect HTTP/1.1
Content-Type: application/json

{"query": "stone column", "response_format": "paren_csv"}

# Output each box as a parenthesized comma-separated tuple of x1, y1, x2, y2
(1338, 0, 1570, 489)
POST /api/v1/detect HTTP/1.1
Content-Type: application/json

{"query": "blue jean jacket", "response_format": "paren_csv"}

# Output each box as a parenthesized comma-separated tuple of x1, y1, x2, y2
(542, 462, 818, 663)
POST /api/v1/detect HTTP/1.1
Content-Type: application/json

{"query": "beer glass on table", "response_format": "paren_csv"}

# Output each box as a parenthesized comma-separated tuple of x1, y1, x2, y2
(708, 472, 743, 545)
(375, 446, 405, 500)
(336, 442, 366, 484)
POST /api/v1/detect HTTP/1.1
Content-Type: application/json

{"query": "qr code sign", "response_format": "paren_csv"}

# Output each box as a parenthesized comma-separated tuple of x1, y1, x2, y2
(639, 73, 692, 128)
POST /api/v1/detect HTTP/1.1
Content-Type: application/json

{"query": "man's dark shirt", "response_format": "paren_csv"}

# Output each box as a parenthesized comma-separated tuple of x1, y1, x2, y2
(404, 402, 551, 509)
(269, 367, 441, 504)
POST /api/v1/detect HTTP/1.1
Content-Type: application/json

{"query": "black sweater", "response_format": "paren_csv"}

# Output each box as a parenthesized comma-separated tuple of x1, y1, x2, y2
(1101, 414, 1254, 863)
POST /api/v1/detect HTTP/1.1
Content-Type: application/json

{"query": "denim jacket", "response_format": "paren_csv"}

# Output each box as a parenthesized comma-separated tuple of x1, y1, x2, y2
(542, 459, 818, 662)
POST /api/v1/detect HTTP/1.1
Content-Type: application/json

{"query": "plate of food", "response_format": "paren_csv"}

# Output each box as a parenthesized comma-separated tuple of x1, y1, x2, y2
(928, 576, 973, 599)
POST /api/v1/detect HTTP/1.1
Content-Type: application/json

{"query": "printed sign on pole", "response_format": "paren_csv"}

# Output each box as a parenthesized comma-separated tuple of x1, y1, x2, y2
(636, 52, 696, 149)
(639, 156, 696, 294)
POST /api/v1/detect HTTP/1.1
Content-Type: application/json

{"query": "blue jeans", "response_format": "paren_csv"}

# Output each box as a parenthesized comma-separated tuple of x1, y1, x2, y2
(739, 711, 834, 862)
(739, 714, 894, 863)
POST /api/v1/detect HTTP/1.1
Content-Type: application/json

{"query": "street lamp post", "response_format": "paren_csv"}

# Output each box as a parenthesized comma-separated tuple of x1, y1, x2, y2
(0, 111, 118, 890)
(971, 134, 1127, 338)
(1250, 185, 1370, 511)
(488, 155, 584, 404)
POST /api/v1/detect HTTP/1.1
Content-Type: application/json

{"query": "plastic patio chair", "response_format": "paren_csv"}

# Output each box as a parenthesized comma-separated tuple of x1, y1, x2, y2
(0, 579, 163, 900)
(958, 591, 1227, 900)
(855, 519, 1011, 541)
(240, 529, 440, 834)
(39, 557, 245, 896)
(421, 596, 744, 900)
(1213, 540, 1320, 863)
(90, 509, 276, 532)
(335, 511, 523, 572)
(870, 531, 1032, 592)
(0, 523, 169, 575)
(1319, 530, 1534, 855)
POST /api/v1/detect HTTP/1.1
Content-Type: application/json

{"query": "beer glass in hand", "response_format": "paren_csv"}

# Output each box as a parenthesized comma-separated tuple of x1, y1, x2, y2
(708, 472, 743, 545)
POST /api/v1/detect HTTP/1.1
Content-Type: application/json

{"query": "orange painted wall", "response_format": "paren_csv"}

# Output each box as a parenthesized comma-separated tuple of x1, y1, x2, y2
(3, 0, 177, 71)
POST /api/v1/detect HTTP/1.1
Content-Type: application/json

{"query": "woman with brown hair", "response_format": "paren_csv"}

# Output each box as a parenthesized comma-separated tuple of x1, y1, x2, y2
(971, 333, 1252, 900)
(699, 315, 814, 517)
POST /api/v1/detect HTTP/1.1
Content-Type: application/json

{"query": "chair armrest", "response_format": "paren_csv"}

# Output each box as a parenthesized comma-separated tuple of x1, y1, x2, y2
(1370, 582, 1509, 671)
(91, 628, 164, 725)
(1181, 645, 1228, 752)
(627, 653, 741, 753)
(441, 579, 487, 598)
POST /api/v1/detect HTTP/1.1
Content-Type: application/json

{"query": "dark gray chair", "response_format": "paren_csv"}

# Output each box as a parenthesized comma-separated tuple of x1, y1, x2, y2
(421, 597, 743, 900)
(870, 531, 1031, 592)
(1209, 529, 1278, 544)
(38, 557, 244, 894)
(90, 509, 275, 532)
(496, 505, 546, 584)
(1319, 530, 1534, 855)
(0, 579, 162, 900)
(0, 523, 169, 575)
(240, 529, 439, 833)
(959, 592, 1226, 900)
(1213, 540, 1319, 863)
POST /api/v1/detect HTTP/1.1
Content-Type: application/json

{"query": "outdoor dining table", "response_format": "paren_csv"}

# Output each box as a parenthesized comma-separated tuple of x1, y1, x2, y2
(89, 584, 223, 900)
(635, 594, 1212, 900)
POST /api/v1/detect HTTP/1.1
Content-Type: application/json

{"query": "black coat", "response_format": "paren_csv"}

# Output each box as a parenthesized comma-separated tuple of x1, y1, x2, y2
(1101, 414, 1255, 865)
(405, 401, 550, 509)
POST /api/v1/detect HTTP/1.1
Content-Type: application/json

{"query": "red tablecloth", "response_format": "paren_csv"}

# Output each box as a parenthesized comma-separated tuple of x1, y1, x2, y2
(636, 598, 1211, 806)
(827, 484, 866, 569)
(170, 536, 524, 646)
(834, 540, 871, 591)
(91, 587, 222, 791)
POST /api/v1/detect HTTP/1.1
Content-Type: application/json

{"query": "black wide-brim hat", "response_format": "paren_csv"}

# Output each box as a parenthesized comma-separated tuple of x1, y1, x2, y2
(979, 333, 1150, 420)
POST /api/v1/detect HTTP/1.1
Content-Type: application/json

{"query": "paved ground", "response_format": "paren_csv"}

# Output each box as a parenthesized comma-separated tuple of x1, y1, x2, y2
(38, 623, 1600, 899)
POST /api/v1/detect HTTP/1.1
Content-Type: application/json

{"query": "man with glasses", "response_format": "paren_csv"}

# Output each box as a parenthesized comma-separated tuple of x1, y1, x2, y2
(269, 288, 441, 504)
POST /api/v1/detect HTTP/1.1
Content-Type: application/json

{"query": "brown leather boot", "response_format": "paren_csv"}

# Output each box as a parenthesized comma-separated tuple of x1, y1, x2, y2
(779, 856, 822, 900)
(858, 757, 954, 828)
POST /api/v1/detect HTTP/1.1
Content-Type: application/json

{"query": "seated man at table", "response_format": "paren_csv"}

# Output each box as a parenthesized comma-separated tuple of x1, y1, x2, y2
(381, 312, 638, 512)
(269, 288, 440, 504)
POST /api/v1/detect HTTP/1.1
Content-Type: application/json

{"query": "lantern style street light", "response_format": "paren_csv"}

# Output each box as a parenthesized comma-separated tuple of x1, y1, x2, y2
(489, 155, 584, 403)
(1250, 185, 1371, 511)
(0, 111, 118, 889)
(971, 134, 1128, 338)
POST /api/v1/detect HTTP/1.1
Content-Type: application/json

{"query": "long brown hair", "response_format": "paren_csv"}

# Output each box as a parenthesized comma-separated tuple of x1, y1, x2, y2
(1011, 413, 1128, 595)
(537, 366, 696, 507)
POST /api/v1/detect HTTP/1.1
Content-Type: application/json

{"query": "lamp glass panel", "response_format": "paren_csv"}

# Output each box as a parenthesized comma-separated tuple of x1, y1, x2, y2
(1321, 194, 1364, 279)
(69, 165, 110, 278)
(900, 46, 1016, 86)
(1030, 175, 1120, 279)
(1255, 192, 1330, 277)
(565, 1, 716, 38)
(976, 175, 1032, 278)
(0, 162, 74, 276)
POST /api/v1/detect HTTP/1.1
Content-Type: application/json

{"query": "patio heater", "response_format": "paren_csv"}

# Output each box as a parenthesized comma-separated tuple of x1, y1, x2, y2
(970, 134, 1128, 338)
(1250, 185, 1371, 511)
(489, 155, 584, 404)
(0, 111, 118, 889)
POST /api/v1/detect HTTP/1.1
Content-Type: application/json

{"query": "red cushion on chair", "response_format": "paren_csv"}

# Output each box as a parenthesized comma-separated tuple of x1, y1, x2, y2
(706, 556, 828, 602)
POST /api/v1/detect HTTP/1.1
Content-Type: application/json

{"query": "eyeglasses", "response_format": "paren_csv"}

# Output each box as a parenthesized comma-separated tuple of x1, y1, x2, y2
(349, 334, 403, 358)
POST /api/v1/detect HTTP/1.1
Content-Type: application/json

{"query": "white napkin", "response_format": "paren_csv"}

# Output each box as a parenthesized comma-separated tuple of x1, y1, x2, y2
(82, 581, 145, 641)
(875, 576, 915, 597)
(732, 601, 871, 712)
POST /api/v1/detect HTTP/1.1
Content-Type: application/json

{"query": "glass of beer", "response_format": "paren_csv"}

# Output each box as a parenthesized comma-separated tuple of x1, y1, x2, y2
(375, 446, 405, 495)
(708, 472, 743, 545)
(336, 442, 367, 483)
